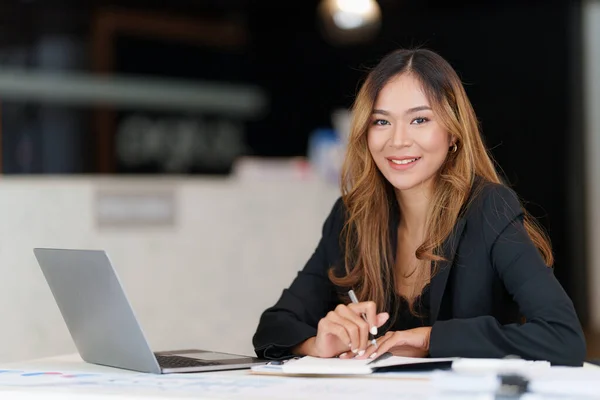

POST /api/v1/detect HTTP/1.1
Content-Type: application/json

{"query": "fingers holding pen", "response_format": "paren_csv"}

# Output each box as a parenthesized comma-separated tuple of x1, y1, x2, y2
(335, 304, 370, 355)
(337, 303, 390, 357)
(315, 296, 391, 359)
(347, 301, 379, 336)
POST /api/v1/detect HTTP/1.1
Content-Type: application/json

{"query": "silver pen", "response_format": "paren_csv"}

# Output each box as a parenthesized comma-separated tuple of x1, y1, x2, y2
(347, 289, 378, 349)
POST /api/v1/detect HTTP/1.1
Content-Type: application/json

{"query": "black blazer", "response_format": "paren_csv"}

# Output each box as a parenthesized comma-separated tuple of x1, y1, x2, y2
(252, 178, 586, 366)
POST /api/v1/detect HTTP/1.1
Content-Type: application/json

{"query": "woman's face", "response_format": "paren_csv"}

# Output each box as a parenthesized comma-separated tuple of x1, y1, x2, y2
(367, 73, 453, 194)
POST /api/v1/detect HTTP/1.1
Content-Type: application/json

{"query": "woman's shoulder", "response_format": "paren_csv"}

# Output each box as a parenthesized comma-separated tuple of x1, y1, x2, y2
(462, 176, 524, 225)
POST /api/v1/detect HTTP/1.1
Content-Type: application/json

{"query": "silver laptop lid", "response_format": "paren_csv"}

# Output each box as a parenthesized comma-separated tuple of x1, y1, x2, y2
(33, 248, 162, 374)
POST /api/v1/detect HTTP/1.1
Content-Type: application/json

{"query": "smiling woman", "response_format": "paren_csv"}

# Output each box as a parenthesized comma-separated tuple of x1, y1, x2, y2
(368, 76, 452, 189)
(252, 48, 586, 366)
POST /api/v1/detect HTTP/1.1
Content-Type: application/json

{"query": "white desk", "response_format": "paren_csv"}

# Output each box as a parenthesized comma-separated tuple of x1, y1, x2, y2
(0, 354, 434, 400)
(1, 354, 598, 400)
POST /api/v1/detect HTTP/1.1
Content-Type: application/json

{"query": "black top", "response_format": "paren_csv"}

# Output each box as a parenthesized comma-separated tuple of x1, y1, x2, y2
(252, 178, 586, 366)
(387, 286, 430, 332)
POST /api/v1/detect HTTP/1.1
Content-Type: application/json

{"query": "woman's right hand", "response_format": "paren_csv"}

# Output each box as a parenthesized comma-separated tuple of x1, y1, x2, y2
(295, 302, 389, 358)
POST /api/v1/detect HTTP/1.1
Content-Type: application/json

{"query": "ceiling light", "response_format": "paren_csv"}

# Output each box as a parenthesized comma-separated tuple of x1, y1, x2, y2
(318, 0, 382, 45)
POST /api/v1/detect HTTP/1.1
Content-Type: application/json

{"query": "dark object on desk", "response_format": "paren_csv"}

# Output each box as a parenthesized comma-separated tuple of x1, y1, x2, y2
(375, 360, 453, 373)
(496, 374, 529, 398)
(33, 248, 268, 374)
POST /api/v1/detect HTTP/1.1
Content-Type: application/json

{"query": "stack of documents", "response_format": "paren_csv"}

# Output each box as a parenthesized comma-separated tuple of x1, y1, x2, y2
(251, 354, 455, 376)
(450, 358, 550, 374)
(251, 354, 553, 377)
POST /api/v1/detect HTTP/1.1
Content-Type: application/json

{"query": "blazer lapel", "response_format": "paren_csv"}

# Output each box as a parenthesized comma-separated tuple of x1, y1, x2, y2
(429, 218, 466, 324)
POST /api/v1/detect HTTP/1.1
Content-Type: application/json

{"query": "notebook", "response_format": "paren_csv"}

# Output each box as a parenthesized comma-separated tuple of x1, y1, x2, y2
(252, 353, 456, 376)
(252, 354, 554, 377)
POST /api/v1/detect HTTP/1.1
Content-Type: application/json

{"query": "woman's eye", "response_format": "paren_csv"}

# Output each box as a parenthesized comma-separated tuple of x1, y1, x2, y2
(411, 117, 429, 125)
(373, 119, 390, 126)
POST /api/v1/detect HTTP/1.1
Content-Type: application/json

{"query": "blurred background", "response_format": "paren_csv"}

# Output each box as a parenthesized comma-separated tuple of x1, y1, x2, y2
(0, 0, 598, 362)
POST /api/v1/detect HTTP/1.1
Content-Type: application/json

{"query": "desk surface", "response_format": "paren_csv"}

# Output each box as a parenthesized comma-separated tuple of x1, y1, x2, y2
(3, 353, 248, 376)
(0, 353, 434, 400)
(0, 354, 598, 400)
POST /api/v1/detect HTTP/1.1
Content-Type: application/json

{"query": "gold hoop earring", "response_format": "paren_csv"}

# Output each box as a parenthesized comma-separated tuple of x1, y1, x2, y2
(450, 143, 458, 153)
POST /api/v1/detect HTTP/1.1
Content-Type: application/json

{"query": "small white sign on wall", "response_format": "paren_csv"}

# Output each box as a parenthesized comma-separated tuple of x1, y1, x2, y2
(95, 188, 177, 228)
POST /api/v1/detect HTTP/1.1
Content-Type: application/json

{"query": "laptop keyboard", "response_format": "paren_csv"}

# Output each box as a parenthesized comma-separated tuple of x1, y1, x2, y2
(155, 355, 220, 369)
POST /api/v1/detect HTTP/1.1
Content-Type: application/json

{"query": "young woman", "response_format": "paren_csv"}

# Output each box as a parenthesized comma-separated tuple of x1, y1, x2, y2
(252, 48, 586, 366)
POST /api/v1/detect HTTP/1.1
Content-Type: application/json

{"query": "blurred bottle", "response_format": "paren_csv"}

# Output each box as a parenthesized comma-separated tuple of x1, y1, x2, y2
(331, 108, 351, 144)
(307, 108, 351, 184)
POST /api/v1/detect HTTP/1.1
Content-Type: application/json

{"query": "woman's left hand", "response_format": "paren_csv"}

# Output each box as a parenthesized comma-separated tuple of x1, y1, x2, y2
(357, 327, 432, 359)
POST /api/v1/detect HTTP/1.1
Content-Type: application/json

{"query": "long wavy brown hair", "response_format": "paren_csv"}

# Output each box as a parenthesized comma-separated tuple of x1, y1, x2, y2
(329, 48, 553, 314)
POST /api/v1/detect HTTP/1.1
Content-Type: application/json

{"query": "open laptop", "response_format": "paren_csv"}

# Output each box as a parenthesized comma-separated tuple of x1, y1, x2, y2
(33, 248, 267, 374)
